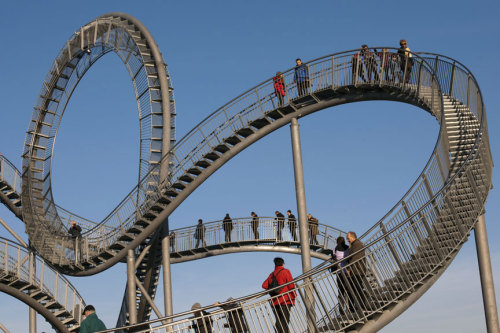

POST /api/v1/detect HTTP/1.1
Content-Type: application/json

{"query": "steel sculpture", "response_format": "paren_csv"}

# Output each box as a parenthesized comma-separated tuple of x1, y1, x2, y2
(0, 12, 497, 333)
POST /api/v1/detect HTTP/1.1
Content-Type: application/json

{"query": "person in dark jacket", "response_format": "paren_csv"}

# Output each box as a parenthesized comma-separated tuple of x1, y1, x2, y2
(215, 297, 249, 333)
(273, 72, 286, 106)
(293, 58, 310, 96)
(223, 213, 233, 242)
(331, 237, 349, 314)
(360, 45, 379, 82)
(169, 231, 176, 252)
(80, 305, 106, 333)
(346, 231, 368, 311)
(195, 219, 206, 248)
(190, 302, 213, 333)
(307, 214, 319, 245)
(251, 212, 259, 240)
(398, 39, 413, 83)
(275, 211, 285, 241)
(286, 210, 297, 242)
(262, 257, 296, 333)
(351, 52, 366, 84)
(69, 220, 82, 261)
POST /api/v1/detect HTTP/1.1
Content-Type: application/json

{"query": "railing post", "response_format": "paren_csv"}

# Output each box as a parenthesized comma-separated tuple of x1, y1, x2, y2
(416, 59, 424, 98)
(449, 61, 457, 97)
(354, 53, 360, 87)
(467, 74, 472, 108)
(331, 56, 335, 89)
(161, 222, 173, 330)
(401, 201, 423, 243)
(380, 223, 403, 270)
(474, 215, 500, 333)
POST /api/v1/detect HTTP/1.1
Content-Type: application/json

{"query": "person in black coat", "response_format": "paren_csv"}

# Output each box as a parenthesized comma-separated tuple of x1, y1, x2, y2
(215, 297, 249, 333)
(275, 211, 285, 241)
(223, 213, 233, 242)
(286, 210, 297, 242)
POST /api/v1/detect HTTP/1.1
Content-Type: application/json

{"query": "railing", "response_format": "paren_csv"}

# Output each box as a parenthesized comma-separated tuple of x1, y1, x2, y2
(169, 217, 346, 255)
(0, 155, 21, 196)
(0, 237, 85, 324)
(100, 52, 491, 332)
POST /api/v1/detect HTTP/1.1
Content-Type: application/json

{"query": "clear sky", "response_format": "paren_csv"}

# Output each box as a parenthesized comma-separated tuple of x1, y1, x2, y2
(0, 1, 499, 332)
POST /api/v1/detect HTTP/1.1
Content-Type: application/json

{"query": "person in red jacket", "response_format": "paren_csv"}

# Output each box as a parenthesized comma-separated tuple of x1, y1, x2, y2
(262, 257, 296, 333)
(273, 72, 286, 107)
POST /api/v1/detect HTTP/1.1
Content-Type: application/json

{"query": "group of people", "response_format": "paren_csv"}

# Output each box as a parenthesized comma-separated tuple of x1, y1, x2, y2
(189, 231, 366, 333)
(187, 211, 322, 250)
(272, 39, 413, 108)
(352, 39, 413, 84)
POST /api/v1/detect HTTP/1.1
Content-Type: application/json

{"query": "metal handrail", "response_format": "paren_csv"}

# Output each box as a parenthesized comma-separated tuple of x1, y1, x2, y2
(0, 236, 85, 326)
(101, 52, 491, 332)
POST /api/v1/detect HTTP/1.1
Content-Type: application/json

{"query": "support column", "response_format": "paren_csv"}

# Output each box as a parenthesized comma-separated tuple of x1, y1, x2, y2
(290, 118, 312, 272)
(161, 224, 173, 321)
(290, 118, 316, 333)
(474, 215, 500, 333)
(29, 308, 36, 333)
(127, 249, 137, 325)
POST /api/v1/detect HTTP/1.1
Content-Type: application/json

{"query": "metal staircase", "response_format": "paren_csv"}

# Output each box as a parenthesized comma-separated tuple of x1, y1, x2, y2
(0, 12, 493, 332)
(0, 237, 85, 332)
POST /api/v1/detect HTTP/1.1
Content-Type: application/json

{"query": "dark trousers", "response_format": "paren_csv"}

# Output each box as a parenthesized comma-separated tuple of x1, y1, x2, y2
(277, 227, 283, 241)
(252, 223, 259, 240)
(276, 93, 285, 106)
(272, 304, 292, 333)
(296, 81, 309, 96)
(288, 222, 297, 241)
(225, 230, 232, 242)
(346, 274, 368, 311)
(195, 237, 206, 248)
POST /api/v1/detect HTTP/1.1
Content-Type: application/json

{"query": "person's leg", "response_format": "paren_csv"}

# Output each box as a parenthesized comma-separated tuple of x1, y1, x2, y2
(273, 304, 287, 333)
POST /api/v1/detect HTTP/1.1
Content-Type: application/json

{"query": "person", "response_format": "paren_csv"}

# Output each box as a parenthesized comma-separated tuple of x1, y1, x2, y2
(360, 45, 379, 82)
(215, 297, 249, 333)
(307, 214, 319, 245)
(275, 211, 285, 242)
(223, 213, 233, 242)
(351, 51, 366, 84)
(169, 231, 176, 252)
(346, 231, 368, 311)
(331, 236, 349, 315)
(251, 212, 259, 240)
(80, 305, 106, 333)
(190, 302, 213, 333)
(262, 257, 296, 333)
(398, 39, 413, 83)
(376, 47, 392, 81)
(195, 219, 206, 248)
(293, 58, 310, 96)
(286, 210, 297, 242)
(273, 72, 286, 107)
(69, 220, 82, 260)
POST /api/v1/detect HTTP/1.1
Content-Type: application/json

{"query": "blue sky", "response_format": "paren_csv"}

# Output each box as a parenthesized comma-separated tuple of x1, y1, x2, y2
(0, 1, 499, 332)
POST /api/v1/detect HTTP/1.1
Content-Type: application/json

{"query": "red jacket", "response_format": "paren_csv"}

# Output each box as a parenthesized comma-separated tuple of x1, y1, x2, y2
(273, 76, 285, 96)
(262, 266, 296, 306)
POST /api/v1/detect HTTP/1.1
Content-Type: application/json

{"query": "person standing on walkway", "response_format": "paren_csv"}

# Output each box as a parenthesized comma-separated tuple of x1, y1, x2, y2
(251, 212, 259, 240)
(307, 214, 319, 245)
(346, 231, 368, 311)
(293, 58, 310, 96)
(398, 39, 413, 83)
(195, 219, 206, 248)
(169, 231, 176, 252)
(80, 305, 106, 333)
(275, 211, 285, 242)
(262, 257, 296, 333)
(360, 45, 379, 82)
(223, 213, 233, 242)
(69, 220, 82, 261)
(273, 72, 286, 107)
(190, 302, 213, 333)
(331, 236, 349, 314)
(215, 297, 249, 333)
(351, 51, 366, 84)
(286, 210, 298, 242)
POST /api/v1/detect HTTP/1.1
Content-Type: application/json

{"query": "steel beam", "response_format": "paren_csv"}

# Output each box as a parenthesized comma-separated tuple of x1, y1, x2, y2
(127, 249, 137, 325)
(474, 215, 500, 333)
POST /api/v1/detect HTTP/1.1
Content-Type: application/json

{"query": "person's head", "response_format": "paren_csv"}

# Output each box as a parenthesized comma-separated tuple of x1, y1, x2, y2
(336, 236, 346, 246)
(276, 71, 281, 76)
(71, 220, 76, 227)
(82, 305, 96, 317)
(296, 58, 302, 66)
(251, 211, 256, 216)
(273, 257, 285, 267)
(361, 44, 368, 49)
(347, 231, 357, 244)
(198, 219, 202, 224)
(170, 231, 175, 236)
(275, 211, 280, 215)
(287, 210, 291, 215)
(225, 213, 230, 217)
(191, 302, 202, 311)
(307, 213, 312, 219)
(400, 39, 407, 47)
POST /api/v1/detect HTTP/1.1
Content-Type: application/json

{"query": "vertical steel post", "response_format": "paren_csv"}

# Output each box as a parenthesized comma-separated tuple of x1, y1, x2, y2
(162, 228, 173, 325)
(29, 250, 36, 333)
(127, 249, 137, 325)
(290, 118, 315, 332)
(474, 215, 500, 333)
(29, 308, 36, 333)
(290, 118, 311, 272)
(449, 61, 456, 97)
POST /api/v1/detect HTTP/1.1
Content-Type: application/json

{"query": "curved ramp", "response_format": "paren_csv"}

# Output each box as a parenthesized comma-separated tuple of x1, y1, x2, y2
(0, 237, 85, 332)
(107, 54, 491, 332)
